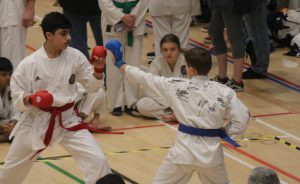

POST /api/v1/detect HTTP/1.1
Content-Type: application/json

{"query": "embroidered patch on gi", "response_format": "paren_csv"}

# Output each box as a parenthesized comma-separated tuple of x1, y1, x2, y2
(181, 65, 187, 76)
(69, 74, 76, 84)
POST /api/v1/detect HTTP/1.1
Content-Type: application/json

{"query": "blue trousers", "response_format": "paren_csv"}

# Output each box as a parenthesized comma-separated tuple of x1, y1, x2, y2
(63, 10, 103, 58)
(244, 0, 270, 73)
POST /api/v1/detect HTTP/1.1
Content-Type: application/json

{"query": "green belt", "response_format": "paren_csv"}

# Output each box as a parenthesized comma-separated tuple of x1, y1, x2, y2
(113, 0, 139, 46)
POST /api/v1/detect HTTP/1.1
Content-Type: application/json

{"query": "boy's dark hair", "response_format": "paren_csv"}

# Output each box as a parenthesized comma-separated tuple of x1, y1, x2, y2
(0, 57, 13, 73)
(40, 11, 72, 39)
(184, 48, 212, 75)
(160, 33, 181, 50)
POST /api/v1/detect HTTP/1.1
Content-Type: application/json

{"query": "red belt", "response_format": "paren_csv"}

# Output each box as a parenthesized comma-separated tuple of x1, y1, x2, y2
(30, 102, 123, 159)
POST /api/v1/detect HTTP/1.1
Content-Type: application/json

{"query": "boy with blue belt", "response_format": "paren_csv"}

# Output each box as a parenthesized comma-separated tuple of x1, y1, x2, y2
(106, 39, 249, 184)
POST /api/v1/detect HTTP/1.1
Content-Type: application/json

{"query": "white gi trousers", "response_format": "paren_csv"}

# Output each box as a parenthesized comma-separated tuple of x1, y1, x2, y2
(77, 88, 107, 115)
(152, 14, 191, 55)
(153, 157, 231, 184)
(136, 97, 170, 119)
(0, 126, 111, 184)
(0, 25, 26, 69)
(104, 34, 143, 110)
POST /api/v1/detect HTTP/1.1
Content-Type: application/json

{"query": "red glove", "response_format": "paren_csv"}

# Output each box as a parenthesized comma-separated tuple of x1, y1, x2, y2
(29, 90, 53, 108)
(90, 46, 107, 74)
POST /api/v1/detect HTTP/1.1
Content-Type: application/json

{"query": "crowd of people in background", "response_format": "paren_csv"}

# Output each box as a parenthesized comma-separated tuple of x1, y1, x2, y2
(0, 0, 297, 183)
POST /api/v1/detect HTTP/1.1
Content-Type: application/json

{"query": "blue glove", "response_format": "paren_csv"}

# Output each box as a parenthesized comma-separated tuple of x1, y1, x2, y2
(115, 60, 126, 68)
(105, 39, 123, 61)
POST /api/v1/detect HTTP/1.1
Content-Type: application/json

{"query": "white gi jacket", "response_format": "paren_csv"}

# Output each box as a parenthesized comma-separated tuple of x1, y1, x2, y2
(125, 66, 249, 167)
(0, 87, 21, 122)
(145, 54, 187, 104)
(10, 46, 103, 151)
(98, 0, 149, 36)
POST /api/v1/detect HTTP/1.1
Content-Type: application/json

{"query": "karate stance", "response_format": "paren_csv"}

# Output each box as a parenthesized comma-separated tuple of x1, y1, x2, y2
(0, 12, 111, 184)
(106, 39, 249, 184)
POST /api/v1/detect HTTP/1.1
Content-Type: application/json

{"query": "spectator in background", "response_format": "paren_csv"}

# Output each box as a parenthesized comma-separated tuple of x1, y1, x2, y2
(0, 57, 21, 143)
(248, 167, 280, 184)
(59, 0, 103, 58)
(0, 0, 35, 69)
(133, 34, 187, 122)
(243, 0, 269, 79)
(209, 0, 246, 92)
(149, 0, 192, 56)
(98, 0, 149, 116)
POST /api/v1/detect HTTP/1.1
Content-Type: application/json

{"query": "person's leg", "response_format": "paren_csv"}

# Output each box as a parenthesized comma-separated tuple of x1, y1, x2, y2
(0, 127, 38, 184)
(88, 14, 103, 46)
(152, 16, 172, 56)
(61, 129, 111, 184)
(123, 35, 143, 108)
(136, 97, 170, 119)
(0, 25, 26, 69)
(78, 89, 111, 130)
(103, 34, 126, 114)
(197, 163, 231, 184)
(222, 9, 245, 83)
(63, 10, 89, 58)
(209, 8, 228, 80)
(153, 158, 193, 184)
(244, 0, 269, 76)
(172, 13, 191, 51)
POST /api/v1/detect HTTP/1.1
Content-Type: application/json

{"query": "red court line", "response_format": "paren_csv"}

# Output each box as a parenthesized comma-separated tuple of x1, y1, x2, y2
(112, 122, 178, 131)
(225, 143, 300, 183)
(252, 112, 296, 118)
(26, 45, 36, 52)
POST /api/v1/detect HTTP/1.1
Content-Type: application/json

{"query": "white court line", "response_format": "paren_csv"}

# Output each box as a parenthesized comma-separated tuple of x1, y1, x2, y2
(254, 118, 300, 142)
(155, 120, 289, 184)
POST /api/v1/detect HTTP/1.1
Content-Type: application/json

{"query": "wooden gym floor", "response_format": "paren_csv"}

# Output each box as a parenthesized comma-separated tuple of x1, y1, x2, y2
(0, 0, 299, 183)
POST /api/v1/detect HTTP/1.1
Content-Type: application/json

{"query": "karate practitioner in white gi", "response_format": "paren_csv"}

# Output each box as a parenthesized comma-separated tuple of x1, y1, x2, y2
(0, 0, 35, 69)
(106, 39, 249, 184)
(135, 34, 187, 120)
(149, 0, 192, 55)
(0, 57, 21, 143)
(0, 12, 111, 184)
(98, 0, 149, 116)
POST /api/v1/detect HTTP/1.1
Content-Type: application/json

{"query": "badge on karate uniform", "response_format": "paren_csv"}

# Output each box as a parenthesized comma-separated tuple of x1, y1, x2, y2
(69, 74, 76, 84)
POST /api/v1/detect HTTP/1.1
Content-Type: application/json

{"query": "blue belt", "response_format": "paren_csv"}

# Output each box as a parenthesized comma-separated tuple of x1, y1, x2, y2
(178, 123, 240, 147)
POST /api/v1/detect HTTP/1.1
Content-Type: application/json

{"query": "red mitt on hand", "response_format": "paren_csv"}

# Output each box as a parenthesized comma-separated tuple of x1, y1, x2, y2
(29, 90, 53, 108)
(90, 46, 107, 74)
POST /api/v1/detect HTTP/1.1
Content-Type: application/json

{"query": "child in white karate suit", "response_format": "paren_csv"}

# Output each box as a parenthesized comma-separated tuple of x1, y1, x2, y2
(107, 40, 249, 184)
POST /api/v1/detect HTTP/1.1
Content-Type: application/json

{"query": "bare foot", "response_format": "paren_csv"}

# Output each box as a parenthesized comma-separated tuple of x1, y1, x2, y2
(88, 114, 112, 131)
(160, 113, 178, 123)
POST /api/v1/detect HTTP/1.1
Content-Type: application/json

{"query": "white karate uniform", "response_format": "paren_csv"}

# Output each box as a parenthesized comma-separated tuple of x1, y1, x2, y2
(124, 66, 249, 184)
(149, 0, 192, 55)
(98, 0, 149, 110)
(0, 0, 27, 69)
(0, 46, 111, 184)
(0, 87, 21, 122)
(136, 54, 187, 118)
(76, 83, 107, 115)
